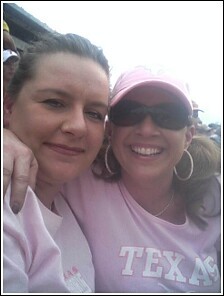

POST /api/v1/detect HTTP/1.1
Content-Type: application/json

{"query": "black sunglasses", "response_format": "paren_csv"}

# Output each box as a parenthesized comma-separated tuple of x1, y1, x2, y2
(109, 100, 190, 130)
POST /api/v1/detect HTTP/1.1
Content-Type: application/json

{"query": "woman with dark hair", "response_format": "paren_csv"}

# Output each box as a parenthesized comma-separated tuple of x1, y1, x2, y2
(3, 32, 110, 292)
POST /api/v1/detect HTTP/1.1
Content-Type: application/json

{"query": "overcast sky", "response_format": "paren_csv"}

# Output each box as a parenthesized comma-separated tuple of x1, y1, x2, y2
(12, 1, 223, 124)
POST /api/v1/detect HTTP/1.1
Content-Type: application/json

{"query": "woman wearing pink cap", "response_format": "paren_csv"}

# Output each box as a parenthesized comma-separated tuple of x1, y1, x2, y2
(3, 66, 221, 292)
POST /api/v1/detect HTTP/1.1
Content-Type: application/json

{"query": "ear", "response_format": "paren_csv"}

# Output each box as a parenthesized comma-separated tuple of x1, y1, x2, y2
(184, 125, 195, 149)
(3, 94, 14, 128)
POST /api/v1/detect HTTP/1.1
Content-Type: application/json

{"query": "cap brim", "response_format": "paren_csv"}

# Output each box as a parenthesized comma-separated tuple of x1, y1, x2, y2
(193, 108, 204, 112)
(5, 56, 19, 62)
(111, 80, 193, 115)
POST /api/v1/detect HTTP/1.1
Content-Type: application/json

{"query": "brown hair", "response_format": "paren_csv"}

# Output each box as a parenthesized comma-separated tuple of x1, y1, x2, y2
(7, 32, 110, 99)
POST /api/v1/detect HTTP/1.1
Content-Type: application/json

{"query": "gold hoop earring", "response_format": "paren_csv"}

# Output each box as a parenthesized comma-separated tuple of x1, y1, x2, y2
(105, 145, 116, 175)
(174, 149, 194, 181)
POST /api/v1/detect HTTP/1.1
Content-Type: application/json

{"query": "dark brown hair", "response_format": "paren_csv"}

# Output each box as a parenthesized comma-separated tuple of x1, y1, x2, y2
(7, 32, 110, 98)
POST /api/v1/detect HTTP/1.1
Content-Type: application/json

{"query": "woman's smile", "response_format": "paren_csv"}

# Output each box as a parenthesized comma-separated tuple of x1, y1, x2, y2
(44, 142, 85, 156)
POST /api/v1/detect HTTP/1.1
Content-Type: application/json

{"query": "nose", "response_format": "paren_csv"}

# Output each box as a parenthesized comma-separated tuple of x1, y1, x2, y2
(60, 107, 87, 138)
(135, 115, 160, 136)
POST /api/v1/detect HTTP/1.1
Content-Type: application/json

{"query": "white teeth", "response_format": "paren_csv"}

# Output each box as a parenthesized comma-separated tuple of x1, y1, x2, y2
(132, 146, 160, 156)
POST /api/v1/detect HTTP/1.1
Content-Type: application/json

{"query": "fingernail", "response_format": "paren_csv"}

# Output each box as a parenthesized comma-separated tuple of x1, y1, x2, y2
(11, 202, 21, 214)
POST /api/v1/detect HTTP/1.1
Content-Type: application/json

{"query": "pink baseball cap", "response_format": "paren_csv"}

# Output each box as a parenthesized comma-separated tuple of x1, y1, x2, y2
(110, 66, 193, 115)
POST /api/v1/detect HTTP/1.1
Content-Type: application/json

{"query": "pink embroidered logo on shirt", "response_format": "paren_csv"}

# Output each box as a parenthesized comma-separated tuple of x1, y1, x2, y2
(64, 266, 92, 292)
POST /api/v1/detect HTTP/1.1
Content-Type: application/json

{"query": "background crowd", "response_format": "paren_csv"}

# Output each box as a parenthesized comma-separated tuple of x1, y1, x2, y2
(191, 100, 221, 147)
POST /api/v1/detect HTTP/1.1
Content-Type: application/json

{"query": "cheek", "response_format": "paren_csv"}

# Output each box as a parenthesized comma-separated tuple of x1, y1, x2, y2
(9, 109, 46, 149)
(110, 129, 127, 158)
(170, 133, 187, 163)
(167, 128, 188, 146)
(9, 105, 28, 133)
(111, 129, 121, 147)
(88, 124, 105, 153)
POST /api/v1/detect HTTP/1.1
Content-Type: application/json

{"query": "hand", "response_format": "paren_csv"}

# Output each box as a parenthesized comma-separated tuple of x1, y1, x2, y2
(3, 30, 17, 52)
(3, 129, 38, 213)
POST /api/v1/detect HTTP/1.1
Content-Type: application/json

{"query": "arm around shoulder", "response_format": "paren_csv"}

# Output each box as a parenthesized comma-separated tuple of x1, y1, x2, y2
(3, 128, 38, 213)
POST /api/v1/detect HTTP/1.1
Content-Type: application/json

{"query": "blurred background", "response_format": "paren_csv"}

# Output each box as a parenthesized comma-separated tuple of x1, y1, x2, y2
(2, 1, 223, 126)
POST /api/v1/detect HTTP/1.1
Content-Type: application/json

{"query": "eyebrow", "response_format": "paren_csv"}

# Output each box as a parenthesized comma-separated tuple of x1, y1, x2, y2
(35, 88, 109, 109)
(35, 88, 77, 99)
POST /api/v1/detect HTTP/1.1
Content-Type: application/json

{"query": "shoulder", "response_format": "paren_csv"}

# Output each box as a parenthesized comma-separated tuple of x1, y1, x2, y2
(62, 168, 118, 207)
(64, 168, 106, 194)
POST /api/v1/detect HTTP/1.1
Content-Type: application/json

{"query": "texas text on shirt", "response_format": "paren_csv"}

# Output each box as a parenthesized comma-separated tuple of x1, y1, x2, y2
(63, 169, 221, 293)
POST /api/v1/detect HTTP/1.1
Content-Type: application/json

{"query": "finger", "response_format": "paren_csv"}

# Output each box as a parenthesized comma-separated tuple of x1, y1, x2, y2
(3, 153, 14, 197)
(10, 154, 37, 214)
(3, 129, 38, 213)
(28, 157, 38, 191)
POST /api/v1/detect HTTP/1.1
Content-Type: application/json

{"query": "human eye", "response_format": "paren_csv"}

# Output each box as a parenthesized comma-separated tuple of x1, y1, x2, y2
(42, 99, 64, 108)
(85, 110, 105, 122)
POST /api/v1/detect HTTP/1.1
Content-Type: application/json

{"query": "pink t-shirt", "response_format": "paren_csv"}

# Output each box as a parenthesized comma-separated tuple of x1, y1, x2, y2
(64, 169, 221, 293)
(3, 185, 94, 293)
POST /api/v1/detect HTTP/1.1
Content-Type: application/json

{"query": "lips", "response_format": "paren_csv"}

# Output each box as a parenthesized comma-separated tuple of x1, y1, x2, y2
(44, 143, 85, 156)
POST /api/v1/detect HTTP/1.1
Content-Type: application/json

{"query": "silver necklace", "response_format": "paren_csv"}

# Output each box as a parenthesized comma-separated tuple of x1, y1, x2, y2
(154, 191, 175, 217)
(118, 181, 174, 218)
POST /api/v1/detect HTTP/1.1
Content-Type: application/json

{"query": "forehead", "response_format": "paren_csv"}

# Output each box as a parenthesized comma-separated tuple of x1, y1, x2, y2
(124, 85, 179, 106)
(35, 52, 106, 77)
(18, 52, 109, 106)
(31, 52, 109, 92)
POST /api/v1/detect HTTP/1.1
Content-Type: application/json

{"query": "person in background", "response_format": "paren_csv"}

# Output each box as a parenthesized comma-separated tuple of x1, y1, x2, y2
(196, 123, 212, 136)
(209, 125, 221, 147)
(3, 31, 110, 293)
(3, 67, 221, 293)
(3, 20, 17, 52)
(3, 49, 20, 99)
(191, 100, 204, 131)
(192, 100, 204, 120)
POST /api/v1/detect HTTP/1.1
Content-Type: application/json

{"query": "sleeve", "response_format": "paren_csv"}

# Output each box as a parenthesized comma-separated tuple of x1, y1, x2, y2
(3, 187, 29, 292)
(4, 186, 70, 293)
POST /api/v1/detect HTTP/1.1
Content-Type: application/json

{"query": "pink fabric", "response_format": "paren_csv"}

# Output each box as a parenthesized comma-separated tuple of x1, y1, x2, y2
(64, 169, 221, 293)
(3, 186, 94, 293)
(110, 66, 193, 115)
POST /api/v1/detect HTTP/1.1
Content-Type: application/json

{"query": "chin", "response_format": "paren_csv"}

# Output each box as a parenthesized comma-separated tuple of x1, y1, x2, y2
(38, 168, 80, 185)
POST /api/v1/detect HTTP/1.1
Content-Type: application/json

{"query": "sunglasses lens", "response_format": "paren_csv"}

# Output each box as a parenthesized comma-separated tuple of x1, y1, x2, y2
(109, 101, 189, 130)
(109, 100, 146, 126)
(151, 104, 189, 130)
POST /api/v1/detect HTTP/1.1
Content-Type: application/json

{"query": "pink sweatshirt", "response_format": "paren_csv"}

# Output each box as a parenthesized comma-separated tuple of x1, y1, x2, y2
(3, 186, 94, 293)
(64, 169, 221, 293)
